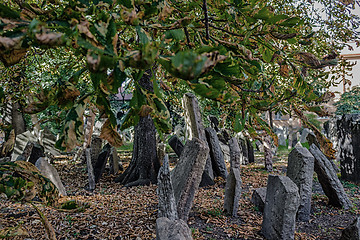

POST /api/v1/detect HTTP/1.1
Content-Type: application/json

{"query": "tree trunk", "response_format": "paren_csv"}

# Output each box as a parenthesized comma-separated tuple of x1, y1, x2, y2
(11, 102, 26, 136)
(114, 69, 159, 187)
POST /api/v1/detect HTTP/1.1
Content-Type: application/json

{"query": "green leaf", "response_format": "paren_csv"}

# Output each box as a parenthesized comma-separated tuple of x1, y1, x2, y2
(189, 83, 220, 99)
(279, 17, 301, 27)
(234, 112, 246, 132)
(119, 108, 140, 130)
(113, 64, 127, 93)
(266, 14, 288, 24)
(164, 29, 185, 41)
(262, 48, 273, 63)
(136, 26, 149, 44)
(0, 4, 20, 19)
(254, 7, 271, 20)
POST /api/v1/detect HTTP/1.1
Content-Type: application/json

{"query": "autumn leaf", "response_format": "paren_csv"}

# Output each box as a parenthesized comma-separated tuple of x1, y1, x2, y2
(100, 118, 123, 147)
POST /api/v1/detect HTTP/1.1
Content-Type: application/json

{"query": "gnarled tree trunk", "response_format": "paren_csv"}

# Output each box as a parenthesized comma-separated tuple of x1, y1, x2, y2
(115, 69, 160, 187)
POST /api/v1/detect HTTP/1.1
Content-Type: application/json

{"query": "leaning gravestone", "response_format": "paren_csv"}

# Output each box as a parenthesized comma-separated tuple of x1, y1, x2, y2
(340, 217, 360, 240)
(28, 143, 45, 165)
(224, 137, 242, 216)
(309, 144, 352, 209)
(337, 114, 360, 183)
(109, 146, 121, 175)
(287, 146, 314, 222)
(183, 93, 214, 186)
(11, 131, 38, 161)
(94, 143, 111, 183)
(40, 128, 61, 157)
(262, 175, 300, 240)
(156, 217, 192, 240)
(300, 128, 312, 143)
(205, 127, 228, 179)
(251, 187, 266, 212)
(171, 138, 209, 221)
(168, 135, 184, 158)
(238, 135, 249, 165)
(157, 155, 178, 220)
(35, 157, 67, 196)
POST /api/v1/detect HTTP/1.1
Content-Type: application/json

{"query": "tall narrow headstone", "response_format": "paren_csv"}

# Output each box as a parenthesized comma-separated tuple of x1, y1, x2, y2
(309, 144, 352, 209)
(94, 143, 111, 183)
(337, 114, 360, 183)
(224, 137, 242, 216)
(263, 136, 273, 172)
(205, 127, 228, 179)
(183, 93, 214, 186)
(287, 146, 314, 222)
(261, 175, 300, 240)
(247, 139, 255, 163)
(340, 217, 360, 240)
(171, 138, 209, 221)
(85, 148, 95, 191)
(157, 155, 178, 220)
(35, 157, 67, 196)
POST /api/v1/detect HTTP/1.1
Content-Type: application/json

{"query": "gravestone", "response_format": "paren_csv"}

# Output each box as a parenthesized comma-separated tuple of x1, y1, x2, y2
(251, 187, 266, 212)
(324, 117, 339, 151)
(337, 114, 360, 183)
(11, 131, 37, 161)
(157, 143, 166, 166)
(168, 135, 184, 157)
(21, 141, 35, 161)
(300, 128, 312, 143)
(90, 137, 103, 168)
(156, 217, 192, 240)
(340, 217, 360, 240)
(238, 135, 249, 165)
(171, 138, 209, 221)
(262, 175, 300, 240)
(40, 128, 61, 157)
(208, 115, 220, 132)
(263, 136, 273, 172)
(287, 146, 314, 222)
(205, 127, 228, 179)
(247, 139, 255, 163)
(183, 93, 214, 186)
(224, 137, 242, 216)
(109, 147, 122, 175)
(35, 157, 67, 196)
(85, 148, 95, 191)
(157, 155, 178, 220)
(309, 144, 352, 209)
(219, 141, 230, 163)
(94, 144, 111, 183)
(275, 126, 287, 146)
(28, 143, 45, 165)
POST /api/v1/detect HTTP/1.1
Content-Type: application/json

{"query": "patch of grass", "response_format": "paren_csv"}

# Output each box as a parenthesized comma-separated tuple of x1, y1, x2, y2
(206, 207, 222, 217)
(117, 142, 133, 151)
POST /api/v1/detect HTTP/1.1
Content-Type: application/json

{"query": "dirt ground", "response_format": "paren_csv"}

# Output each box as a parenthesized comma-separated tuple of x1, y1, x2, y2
(1, 150, 360, 239)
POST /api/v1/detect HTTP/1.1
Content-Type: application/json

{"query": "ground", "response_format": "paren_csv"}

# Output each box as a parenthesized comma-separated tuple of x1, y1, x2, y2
(1, 149, 360, 239)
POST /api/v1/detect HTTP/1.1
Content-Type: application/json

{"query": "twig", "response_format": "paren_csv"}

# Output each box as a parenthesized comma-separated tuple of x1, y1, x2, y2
(208, 23, 244, 38)
(202, 0, 210, 40)
(183, 27, 192, 49)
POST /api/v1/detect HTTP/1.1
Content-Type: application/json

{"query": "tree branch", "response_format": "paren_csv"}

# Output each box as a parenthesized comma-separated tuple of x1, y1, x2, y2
(208, 23, 244, 38)
(183, 27, 192, 49)
(202, 0, 210, 40)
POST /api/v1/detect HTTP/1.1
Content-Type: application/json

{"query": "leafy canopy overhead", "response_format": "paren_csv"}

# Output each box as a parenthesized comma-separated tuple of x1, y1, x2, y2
(0, 0, 358, 151)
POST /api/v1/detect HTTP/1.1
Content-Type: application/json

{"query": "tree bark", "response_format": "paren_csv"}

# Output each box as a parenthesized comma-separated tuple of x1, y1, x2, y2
(11, 102, 26, 136)
(115, 69, 160, 187)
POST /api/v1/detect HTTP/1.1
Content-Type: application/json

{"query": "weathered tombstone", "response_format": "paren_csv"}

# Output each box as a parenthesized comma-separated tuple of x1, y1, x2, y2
(337, 114, 360, 183)
(109, 147, 121, 175)
(324, 117, 339, 151)
(157, 155, 178, 220)
(309, 144, 352, 209)
(11, 131, 37, 161)
(340, 217, 360, 240)
(168, 135, 184, 157)
(208, 115, 220, 132)
(300, 128, 312, 143)
(263, 136, 273, 171)
(157, 143, 166, 166)
(224, 137, 242, 216)
(238, 136, 249, 165)
(94, 144, 111, 183)
(182, 93, 214, 186)
(261, 175, 300, 240)
(171, 138, 209, 221)
(255, 140, 264, 152)
(35, 157, 67, 196)
(90, 136, 103, 168)
(219, 141, 230, 163)
(28, 143, 45, 165)
(21, 141, 35, 161)
(156, 217, 192, 240)
(287, 146, 314, 222)
(85, 148, 95, 191)
(41, 128, 61, 157)
(247, 139, 254, 163)
(205, 127, 228, 179)
(251, 187, 266, 212)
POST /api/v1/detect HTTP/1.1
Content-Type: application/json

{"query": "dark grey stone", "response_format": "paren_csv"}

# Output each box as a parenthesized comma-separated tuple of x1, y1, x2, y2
(224, 137, 242, 216)
(309, 144, 352, 209)
(168, 135, 184, 158)
(261, 175, 300, 240)
(157, 155, 178, 221)
(35, 157, 67, 196)
(171, 138, 209, 221)
(205, 127, 228, 179)
(85, 148, 96, 191)
(94, 143, 111, 183)
(287, 146, 314, 222)
(247, 139, 255, 163)
(156, 217, 192, 240)
(28, 143, 45, 165)
(340, 217, 360, 240)
(251, 187, 266, 212)
(337, 114, 360, 183)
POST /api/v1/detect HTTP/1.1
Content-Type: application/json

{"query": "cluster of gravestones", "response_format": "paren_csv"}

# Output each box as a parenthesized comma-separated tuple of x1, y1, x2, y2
(251, 144, 357, 239)
(155, 93, 254, 240)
